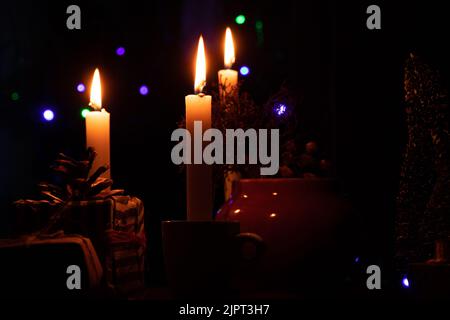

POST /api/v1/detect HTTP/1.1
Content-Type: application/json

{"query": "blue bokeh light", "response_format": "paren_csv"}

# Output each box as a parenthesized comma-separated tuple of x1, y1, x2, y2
(240, 66, 250, 76)
(274, 103, 287, 116)
(43, 109, 55, 122)
(402, 276, 410, 288)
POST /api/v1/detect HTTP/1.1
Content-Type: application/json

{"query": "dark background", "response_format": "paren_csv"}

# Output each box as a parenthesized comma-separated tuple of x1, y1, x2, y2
(1, 0, 448, 285)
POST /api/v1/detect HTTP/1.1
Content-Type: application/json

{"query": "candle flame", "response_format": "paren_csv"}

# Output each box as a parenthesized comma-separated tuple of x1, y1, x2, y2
(194, 36, 207, 94)
(90, 68, 102, 110)
(224, 27, 235, 69)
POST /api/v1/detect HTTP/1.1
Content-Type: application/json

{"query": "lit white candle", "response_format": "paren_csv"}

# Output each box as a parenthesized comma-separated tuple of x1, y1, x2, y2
(185, 36, 212, 221)
(86, 68, 111, 179)
(218, 27, 238, 99)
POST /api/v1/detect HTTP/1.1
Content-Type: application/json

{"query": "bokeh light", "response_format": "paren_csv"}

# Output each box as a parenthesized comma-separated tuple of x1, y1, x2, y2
(116, 47, 126, 56)
(76, 83, 86, 93)
(11, 92, 20, 101)
(255, 20, 265, 46)
(274, 103, 287, 116)
(240, 66, 250, 76)
(43, 109, 55, 122)
(255, 20, 263, 30)
(81, 108, 90, 118)
(402, 276, 410, 288)
(235, 15, 246, 25)
(139, 85, 149, 96)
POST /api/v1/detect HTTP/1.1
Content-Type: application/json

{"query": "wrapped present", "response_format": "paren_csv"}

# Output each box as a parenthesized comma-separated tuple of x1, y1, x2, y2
(56, 196, 144, 264)
(0, 232, 103, 298)
(105, 196, 146, 296)
(12, 196, 146, 298)
(106, 230, 146, 296)
(14, 198, 114, 262)
(63, 198, 115, 261)
(112, 196, 145, 234)
(12, 150, 146, 298)
(13, 148, 120, 242)
(14, 199, 57, 234)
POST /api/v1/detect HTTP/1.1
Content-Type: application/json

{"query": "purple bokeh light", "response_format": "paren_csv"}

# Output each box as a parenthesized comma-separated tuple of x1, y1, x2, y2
(116, 47, 126, 56)
(274, 103, 287, 116)
(139, 85, 149, 96)
(76, 83, 86, 93)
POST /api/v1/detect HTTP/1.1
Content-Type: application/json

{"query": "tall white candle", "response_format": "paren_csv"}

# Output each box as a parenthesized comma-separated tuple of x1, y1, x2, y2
(218, 27, 238, 99)
(86, 68, 111, 179)
(185, 36, 212, 221)
(219, 28, 240, 201)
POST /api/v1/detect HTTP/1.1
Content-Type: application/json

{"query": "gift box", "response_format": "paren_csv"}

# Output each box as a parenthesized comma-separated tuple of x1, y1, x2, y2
(11, 150, 146, 298)
(14, 198, 114, 262)
(14, 199, 57, 234)
(13, 195, 146, 297)
(0, 233, 103, 298)
(63, 198, 114, 260)
(105, 230, 146, 296)
(112, 196, 145, 234)
(105, 196, 146, 296)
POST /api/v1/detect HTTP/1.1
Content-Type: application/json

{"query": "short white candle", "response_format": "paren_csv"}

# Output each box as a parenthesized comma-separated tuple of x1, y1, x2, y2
(218, 27, 238, 99)
(86, 68, 111, 179)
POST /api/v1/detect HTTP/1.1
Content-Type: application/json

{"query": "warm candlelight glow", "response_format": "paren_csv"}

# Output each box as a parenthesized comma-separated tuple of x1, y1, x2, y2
(185, 35, 213, 220)
(90, 68, 102, 110)
(194, 36, 207, 94)
(224, 27, 235, 69)
(86, 67, 110, 179)
(218, 28, 238, 100)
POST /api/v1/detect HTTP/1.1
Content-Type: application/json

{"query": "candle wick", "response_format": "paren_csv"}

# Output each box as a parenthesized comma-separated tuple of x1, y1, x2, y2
(89, 102, 101, 111)
(195, 80, 206, 95)
(198, 93, 205, 98)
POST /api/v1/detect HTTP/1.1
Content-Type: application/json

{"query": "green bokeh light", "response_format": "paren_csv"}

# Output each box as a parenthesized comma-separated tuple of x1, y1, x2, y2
(235, 15, 246, 25)
(81, 108, 90, 118)
(11, 92, 20, 101)
(256, 20, 264, 46)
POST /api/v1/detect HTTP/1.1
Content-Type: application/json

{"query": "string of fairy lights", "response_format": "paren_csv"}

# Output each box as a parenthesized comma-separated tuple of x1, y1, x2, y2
(8, 14, 283, 123)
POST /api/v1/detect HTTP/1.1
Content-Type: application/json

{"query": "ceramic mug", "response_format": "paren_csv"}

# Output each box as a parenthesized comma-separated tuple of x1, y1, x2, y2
(162, 220, 264, 298)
